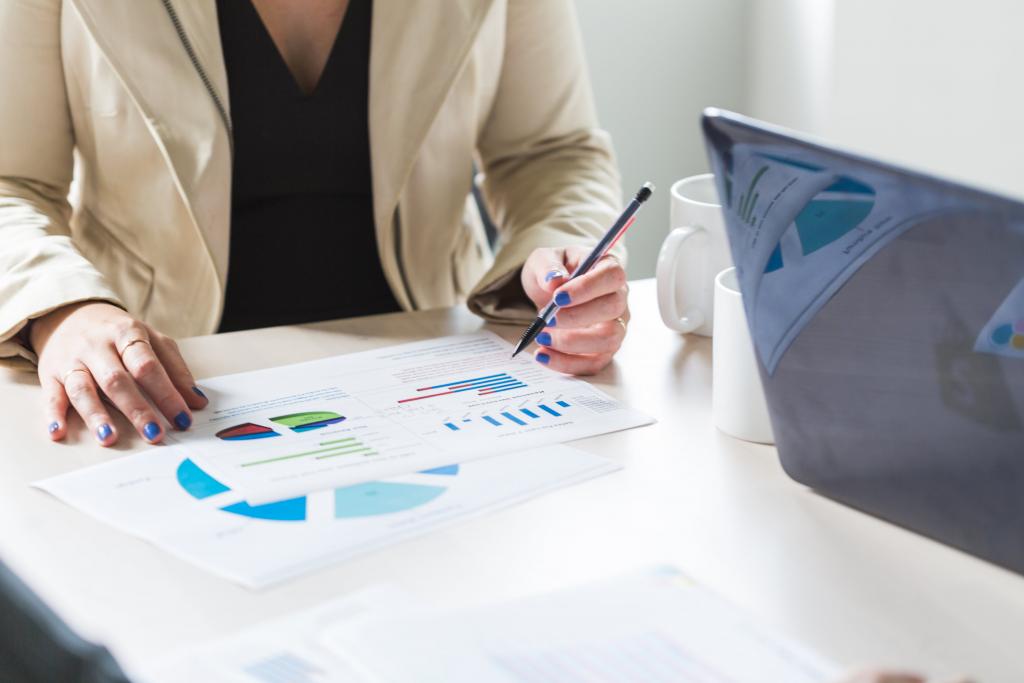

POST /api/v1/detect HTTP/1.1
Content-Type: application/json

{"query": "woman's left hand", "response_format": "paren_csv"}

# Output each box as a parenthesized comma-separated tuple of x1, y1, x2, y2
(521, 246, 629, 375)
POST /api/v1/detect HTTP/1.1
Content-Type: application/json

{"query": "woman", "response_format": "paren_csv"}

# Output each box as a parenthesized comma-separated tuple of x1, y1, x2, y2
(0, 0, 630, 446)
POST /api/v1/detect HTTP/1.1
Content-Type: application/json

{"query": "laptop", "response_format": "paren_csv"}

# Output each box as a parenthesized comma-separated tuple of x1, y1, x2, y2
(702, 108, 1024, 574)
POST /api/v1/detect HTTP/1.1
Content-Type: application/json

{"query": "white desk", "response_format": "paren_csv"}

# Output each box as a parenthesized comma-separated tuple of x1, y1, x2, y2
(1, 279, 1022, 681)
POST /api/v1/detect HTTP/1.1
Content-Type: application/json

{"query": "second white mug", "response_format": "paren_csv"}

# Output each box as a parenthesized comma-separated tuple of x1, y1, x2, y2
(656, 174, 733, 336)
(712, 267, 774, 445)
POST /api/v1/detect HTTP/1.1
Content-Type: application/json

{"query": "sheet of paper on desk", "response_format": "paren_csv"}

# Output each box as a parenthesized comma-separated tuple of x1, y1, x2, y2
(34, 444, 618, 589)
(324, 566, 841, 683)
(170, 331, 652, 503)
(136, 584, 415, 683)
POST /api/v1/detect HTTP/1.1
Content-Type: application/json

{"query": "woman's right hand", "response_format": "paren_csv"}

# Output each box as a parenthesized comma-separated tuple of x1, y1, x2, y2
(29, 301, 208, 446)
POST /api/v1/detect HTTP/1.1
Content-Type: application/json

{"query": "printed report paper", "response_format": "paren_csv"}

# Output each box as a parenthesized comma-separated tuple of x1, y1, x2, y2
(324, 566, 840, 683)
(137, 585, 413, 683)
(139, 568, 839, 683)
(713, 143, 971, 373)
(34, 445, 619, 589)
(169, 331, 652, 502)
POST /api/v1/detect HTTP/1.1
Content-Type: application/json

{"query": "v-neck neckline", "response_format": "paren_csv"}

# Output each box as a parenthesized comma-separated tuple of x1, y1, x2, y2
(246, 1, 350, 98)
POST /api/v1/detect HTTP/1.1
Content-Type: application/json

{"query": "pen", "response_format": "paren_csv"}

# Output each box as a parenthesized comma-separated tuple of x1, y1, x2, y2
(511, 181, 655, 358)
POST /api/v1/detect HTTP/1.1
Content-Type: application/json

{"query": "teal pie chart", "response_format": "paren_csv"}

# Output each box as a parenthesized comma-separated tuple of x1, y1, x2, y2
(175, 458, 456, 522)
(756, 154, 876, 274)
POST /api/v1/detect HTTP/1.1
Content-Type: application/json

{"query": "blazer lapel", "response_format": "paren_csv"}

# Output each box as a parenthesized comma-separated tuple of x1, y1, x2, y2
(68, 0, 231, 286)
(69, 0, 495, 300)
(368, 0, 496, 233)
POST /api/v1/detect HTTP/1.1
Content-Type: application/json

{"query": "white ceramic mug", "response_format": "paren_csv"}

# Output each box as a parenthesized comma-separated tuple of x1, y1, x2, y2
(657, 174, 733, 336)
(712, 267, 774, 444)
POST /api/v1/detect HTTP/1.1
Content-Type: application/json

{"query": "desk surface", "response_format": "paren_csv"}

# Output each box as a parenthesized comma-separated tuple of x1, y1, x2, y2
(2, 279, 1023, 681)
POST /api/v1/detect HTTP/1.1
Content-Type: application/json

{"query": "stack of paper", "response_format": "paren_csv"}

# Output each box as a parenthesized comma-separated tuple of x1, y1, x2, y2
(36, 332, 650, 587)
(142, 568, 840, 683)
(166, 331, 652, 502)
(35, 445, 618, 589)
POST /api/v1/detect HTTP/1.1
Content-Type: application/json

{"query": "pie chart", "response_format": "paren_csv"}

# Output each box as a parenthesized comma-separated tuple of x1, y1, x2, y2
(175, 458, 456, 522)
(215, 422, 280, 441)
(269, 411, 346, 432)
(757, 154, 876, 274)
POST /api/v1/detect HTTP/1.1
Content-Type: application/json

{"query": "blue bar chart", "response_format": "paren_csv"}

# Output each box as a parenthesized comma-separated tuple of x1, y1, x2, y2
(398, 372, 528, 403)
(443, 400, 573, 431)
(539, 404, 562, 417)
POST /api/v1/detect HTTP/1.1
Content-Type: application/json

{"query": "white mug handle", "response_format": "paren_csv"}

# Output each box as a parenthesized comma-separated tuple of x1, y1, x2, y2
(656, 226, 709, 333)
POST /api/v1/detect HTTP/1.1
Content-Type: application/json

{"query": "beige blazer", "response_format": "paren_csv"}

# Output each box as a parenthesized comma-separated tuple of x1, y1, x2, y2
(0, 0, 622, 370)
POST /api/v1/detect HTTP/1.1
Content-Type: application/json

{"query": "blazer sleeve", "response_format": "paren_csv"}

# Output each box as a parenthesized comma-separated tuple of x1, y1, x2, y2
(0, 0, 123, 370)
(466, 0, 624, 324)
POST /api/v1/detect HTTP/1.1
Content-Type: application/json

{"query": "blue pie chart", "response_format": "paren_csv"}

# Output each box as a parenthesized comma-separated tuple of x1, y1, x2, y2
(176, 458, 456, 522)
(756, 154, 876, 274)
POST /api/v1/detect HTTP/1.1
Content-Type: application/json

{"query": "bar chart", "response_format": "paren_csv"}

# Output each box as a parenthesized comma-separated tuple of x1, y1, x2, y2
(398, 372, 528, 404)
(442, 400, 572, 431)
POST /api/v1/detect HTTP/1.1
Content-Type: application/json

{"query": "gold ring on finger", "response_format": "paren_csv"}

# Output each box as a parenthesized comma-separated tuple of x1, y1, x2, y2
(60, 367, 90, 386)
(117, 338, 151, 358)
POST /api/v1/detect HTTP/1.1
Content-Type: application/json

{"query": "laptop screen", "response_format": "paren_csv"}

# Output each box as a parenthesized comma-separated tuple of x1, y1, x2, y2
(702, 109, 1024, 574)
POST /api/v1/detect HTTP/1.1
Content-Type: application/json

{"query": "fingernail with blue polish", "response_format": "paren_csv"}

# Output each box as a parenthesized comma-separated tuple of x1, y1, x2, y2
(174, 411, 191, 430)
(192, 386, 207, 399)
(555, 291, 571, 306)
(96, 423, 113, 442)
(547, 316, 557, 327)
(536, 331, 552, 346)
(536, 352, 550, 365)
(545, 270, 565, 283)
(48, 421, 60, 434)
(143, 421, 161, 441)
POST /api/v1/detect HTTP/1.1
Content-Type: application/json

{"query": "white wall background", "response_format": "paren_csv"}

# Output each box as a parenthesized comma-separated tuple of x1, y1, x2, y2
(575, 0, 748, 279)
(578, 0, 1024, 278)
(827, 0, 1024, 199)
(746, 0, 833, 134)
(749, 0, 1024, 201)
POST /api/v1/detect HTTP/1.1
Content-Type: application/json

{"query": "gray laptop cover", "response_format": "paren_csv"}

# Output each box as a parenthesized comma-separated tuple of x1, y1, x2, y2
(703, 109, 1024, 574)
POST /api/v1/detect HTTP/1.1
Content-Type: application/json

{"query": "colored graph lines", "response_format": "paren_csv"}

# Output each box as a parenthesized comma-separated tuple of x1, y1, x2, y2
(397, 373, 527, 403)
(737, 164, 768, 226)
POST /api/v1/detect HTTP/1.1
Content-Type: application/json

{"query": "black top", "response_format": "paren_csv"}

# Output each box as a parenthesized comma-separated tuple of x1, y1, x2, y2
(215, 0, 400, 332)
